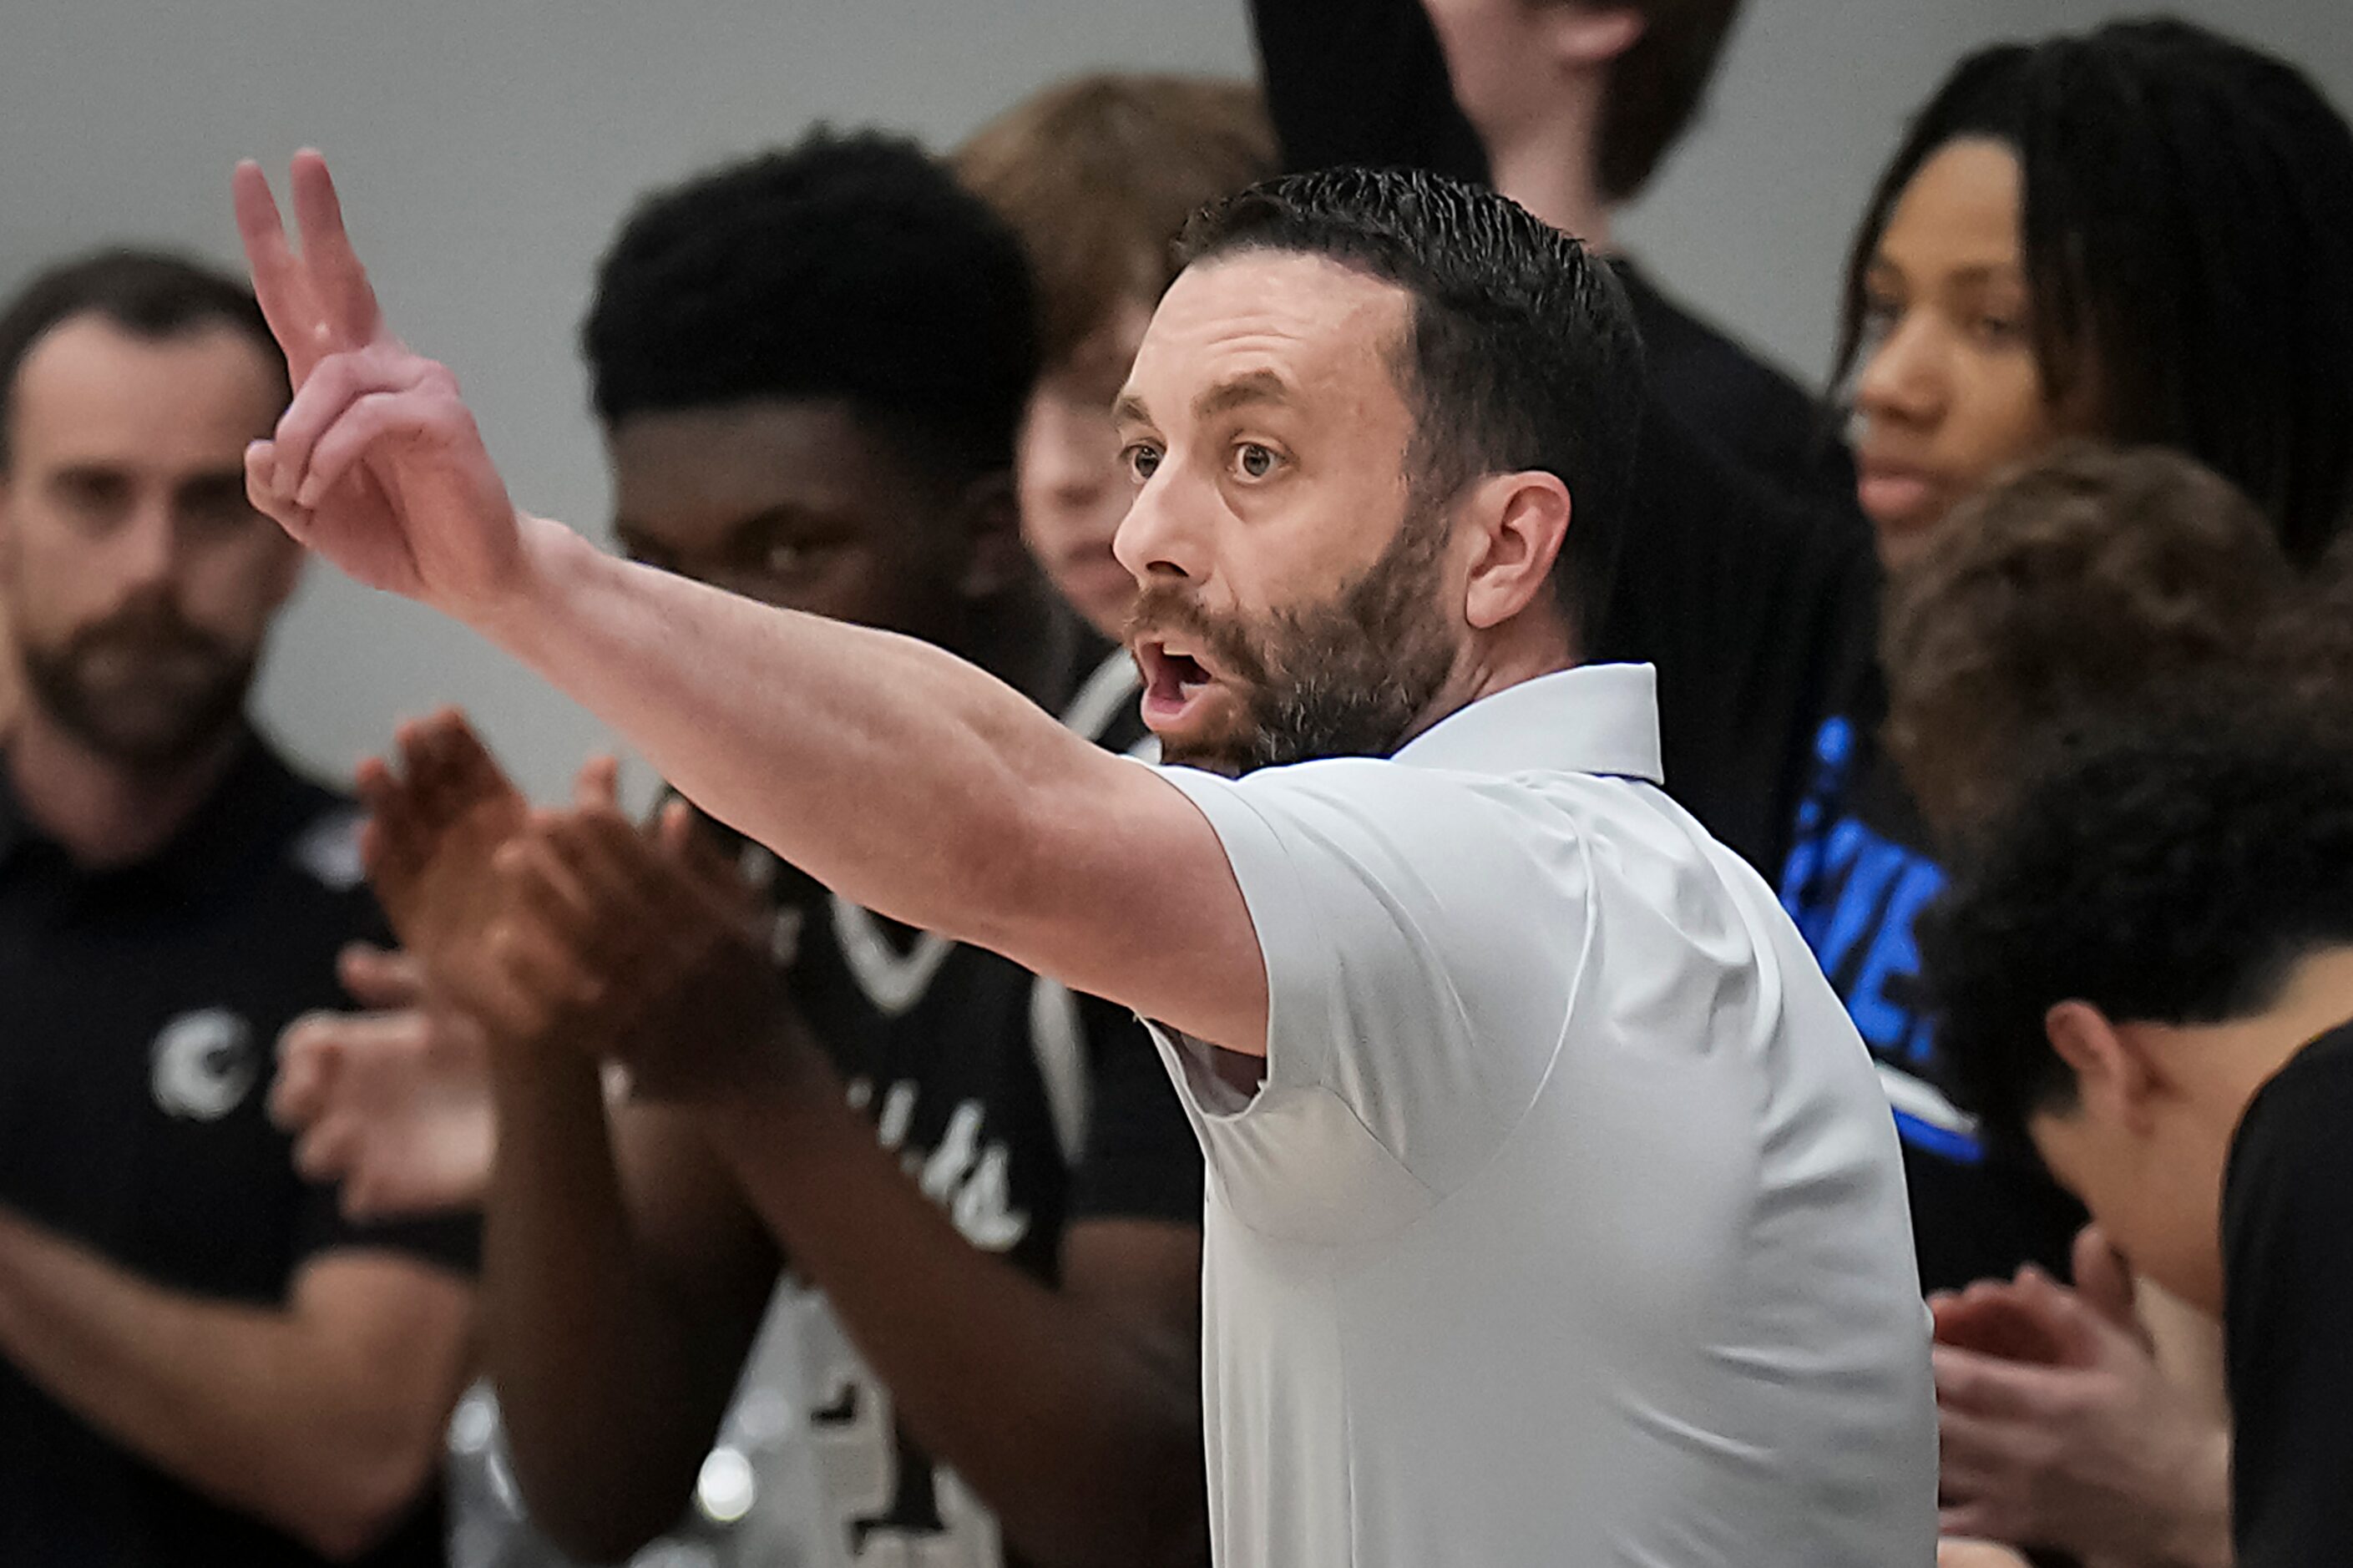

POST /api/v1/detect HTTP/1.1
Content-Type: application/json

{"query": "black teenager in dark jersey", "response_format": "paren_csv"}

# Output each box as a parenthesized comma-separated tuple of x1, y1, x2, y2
(0, 737, 477, 1568)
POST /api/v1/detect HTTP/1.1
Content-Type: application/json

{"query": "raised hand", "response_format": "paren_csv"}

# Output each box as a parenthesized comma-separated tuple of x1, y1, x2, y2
(271, 943, 496, 1221)
(356, 709, 532, 968)
(234, 151, 529, 615)
(470, 783, 806, 1102)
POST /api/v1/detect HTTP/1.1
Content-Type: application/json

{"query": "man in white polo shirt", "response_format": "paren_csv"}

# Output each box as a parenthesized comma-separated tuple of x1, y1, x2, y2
(228, 151, 1933, 1564)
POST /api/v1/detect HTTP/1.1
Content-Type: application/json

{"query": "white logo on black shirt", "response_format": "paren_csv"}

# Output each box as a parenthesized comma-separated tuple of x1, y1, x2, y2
(150, 1008, 258, 1120)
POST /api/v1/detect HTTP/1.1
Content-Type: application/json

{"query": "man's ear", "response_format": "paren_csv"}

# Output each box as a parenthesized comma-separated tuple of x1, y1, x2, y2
(1460, 469, 1571, 632)
(951, 470, 1028, 601)
(2045, 1000, 2164, 1135)
(1544, 4, 1647, 70)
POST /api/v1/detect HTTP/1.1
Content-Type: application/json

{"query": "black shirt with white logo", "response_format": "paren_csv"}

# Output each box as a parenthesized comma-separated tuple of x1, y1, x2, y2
(0, 736, 477, 1568)
(2223, 1019, 2353, 1568)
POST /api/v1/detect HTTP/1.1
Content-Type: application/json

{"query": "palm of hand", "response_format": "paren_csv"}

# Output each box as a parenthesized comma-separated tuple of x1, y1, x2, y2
(360, 712, 528, 968)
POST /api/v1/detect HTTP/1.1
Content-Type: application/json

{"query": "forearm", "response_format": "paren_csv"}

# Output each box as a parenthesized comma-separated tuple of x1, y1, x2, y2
(482, 1043, 758, 1560)
(0, 1206, 446, 1558)
(698, 1075, 1207, 1568)
(479, 518, 1112, 946)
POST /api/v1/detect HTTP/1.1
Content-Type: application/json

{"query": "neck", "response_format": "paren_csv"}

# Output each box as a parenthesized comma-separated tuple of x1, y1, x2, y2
(1485, 101, 1616, 250)
(6, 706, 243, 870)
(2170, 945, 2353, 1142)
(1408, 611, 1577, 748)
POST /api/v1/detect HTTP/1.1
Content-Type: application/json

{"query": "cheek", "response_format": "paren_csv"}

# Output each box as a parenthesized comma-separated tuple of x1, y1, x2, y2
(1947, 352, 2062, 481)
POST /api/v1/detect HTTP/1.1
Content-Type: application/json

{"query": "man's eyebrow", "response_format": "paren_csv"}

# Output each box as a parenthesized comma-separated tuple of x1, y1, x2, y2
(1194, 368, 1292, 421)
(1113, 391, 1151, 428)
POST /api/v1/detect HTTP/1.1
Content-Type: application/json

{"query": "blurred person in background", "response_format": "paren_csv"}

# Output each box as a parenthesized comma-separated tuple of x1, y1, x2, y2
(956, 73, 1274, 660)
(1875, 443, 2300, 1567)
(1780, 15, 2353, 1296)
(275, 131, 1211, 1568)
(0, 250, 477, 1565)
(1922, 704, 2353, 1568)
(1246, 0, 1883, 878)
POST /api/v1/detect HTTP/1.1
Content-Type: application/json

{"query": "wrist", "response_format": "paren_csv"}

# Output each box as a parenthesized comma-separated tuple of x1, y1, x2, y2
(457, 510, 580, 647)
(2155, 1421, 2235, 1568)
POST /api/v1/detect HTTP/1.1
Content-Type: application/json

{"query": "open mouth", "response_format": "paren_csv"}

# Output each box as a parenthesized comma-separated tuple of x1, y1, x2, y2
(1137, 639, 1218, 724)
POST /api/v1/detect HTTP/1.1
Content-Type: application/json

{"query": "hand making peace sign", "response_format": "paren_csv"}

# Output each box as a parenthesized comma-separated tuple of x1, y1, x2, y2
(234, 151, 531, 617)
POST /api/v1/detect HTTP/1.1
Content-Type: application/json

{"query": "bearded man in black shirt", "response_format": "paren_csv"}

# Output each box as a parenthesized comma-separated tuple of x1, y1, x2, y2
(1923, 706, 2353, 1568)
(0, 250, 477, 1565)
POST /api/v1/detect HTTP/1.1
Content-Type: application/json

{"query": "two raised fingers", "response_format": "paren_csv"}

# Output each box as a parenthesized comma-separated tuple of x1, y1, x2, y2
(232, 151, 383, 379)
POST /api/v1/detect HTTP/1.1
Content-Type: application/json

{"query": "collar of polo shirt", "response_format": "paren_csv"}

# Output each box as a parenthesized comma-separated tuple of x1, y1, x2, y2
(1395, 663, 1663, 782)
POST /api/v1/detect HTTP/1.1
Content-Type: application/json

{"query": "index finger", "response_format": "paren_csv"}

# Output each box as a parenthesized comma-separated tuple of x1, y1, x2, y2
(231, 160, 321, 362)
(289, 149, 384, 346)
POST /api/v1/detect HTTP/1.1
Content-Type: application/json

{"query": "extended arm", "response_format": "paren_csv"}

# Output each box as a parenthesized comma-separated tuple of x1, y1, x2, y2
(0, 1208, 473, 1560)
(231, 154, 1266, 1055)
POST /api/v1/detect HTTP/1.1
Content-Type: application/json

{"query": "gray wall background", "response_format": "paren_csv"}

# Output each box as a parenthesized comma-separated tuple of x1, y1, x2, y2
(0, 1, 2342, 801)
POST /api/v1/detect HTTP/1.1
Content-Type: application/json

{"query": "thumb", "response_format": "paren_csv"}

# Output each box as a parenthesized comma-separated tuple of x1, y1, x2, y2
(2071, 1223, 2147, 1341)
(574, 754, 620, 812)
(339, 942, 425, 1009)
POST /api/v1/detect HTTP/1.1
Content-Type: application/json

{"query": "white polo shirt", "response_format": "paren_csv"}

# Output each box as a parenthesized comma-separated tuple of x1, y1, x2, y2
(1151, 665, 1935, 1568)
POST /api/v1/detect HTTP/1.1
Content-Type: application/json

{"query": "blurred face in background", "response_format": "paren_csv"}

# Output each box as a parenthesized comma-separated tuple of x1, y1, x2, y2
(609, 397, 1018, 648)
(1849, 138, 2093, 570)
(1018, 294, 1156, 642)
(0, 316, 296, 771)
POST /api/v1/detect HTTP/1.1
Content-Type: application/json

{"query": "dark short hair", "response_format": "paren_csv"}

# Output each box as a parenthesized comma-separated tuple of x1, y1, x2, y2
(1837, 18, 2353, 567)
(1920, 703, 2353, 1159)
(1177, 166, 1646, 640)
(1884, 442, 2293, 838)
(584, 129, 1039, 483)
(956, 73, 1275, 370)
(1596, 0, 1748, 202)
(0, 248, 282, 469)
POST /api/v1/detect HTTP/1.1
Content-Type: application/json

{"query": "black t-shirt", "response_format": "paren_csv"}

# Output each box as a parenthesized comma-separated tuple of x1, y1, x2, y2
(681, 638, 1200, 1568)
(1247, 0, 1855, 517)
(1774, 685, 2087, 1291)
(0, 736, 477, 1568)
(1247, 0, 1880, 877)
(2222, 1019, 2353, 1568)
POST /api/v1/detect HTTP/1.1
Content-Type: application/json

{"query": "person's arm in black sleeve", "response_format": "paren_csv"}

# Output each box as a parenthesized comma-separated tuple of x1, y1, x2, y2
(2222, 1029, 2353, 1568)
(1248, 0, 1490, 180)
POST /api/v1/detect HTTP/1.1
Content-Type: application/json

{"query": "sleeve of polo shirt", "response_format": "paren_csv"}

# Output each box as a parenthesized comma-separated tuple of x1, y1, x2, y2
(1159, 758, 1590, 1192)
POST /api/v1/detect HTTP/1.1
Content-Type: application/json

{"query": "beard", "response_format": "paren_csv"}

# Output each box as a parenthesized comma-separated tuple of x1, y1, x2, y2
(18, 598, 256, 771)
(1128, 499, 1459, 776)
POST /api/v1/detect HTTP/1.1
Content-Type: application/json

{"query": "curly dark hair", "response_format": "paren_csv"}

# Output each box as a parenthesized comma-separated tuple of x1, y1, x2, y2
(1835, 19, 2353, 566)
(1920, 703, 2353, 1159)
(1883, 442, 2295, 839)
(583, 129, 1038, 483)
(1178, 165, 1644, 640)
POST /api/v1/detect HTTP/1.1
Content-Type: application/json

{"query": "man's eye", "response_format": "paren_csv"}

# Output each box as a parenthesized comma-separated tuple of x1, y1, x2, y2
(1124, 443, 1162, 483)
(764, 540, 812, 574)
(1233, 443, 1278, 480)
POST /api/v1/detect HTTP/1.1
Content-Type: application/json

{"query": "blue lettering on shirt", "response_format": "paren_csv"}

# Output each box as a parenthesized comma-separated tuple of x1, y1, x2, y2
(1780, 716, 1980, 1162)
